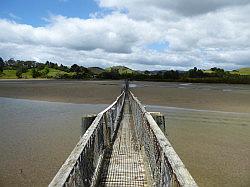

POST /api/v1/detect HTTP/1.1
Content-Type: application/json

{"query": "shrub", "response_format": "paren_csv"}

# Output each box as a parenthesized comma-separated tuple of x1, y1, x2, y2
(31, 68, 41, 78)
(16, 69, 23, 78)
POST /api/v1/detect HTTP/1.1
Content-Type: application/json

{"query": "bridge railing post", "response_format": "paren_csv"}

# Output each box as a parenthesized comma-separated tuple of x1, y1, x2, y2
(103, 112, 111, 147)
(149, 112, 166, 134)
(81, 114, 97, 137)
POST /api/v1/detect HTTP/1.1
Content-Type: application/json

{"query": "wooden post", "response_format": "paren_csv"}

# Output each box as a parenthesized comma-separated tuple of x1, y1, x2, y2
(81, 114, 97, 137)
(103, 113, 111, 147)
(149, 112, 166, 134)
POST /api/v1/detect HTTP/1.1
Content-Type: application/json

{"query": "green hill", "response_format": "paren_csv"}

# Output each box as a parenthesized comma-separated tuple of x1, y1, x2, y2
(105, 66, 134, 74)
(0, 68, 70, 79)
(231, 68, 250, 75)
(203, 68, 250, 76)
(88, 67, 105, 75)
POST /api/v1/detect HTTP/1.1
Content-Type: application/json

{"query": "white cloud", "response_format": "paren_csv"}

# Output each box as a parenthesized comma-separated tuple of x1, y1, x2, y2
(98, 0, 250, 16)
(0, 1, 250, 70)
(0, 15, 137, 53)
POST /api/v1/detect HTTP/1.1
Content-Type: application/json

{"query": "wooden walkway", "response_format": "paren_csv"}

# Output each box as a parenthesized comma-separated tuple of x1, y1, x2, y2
(49, 88, 198, 187)
(99, 99, 149, 186)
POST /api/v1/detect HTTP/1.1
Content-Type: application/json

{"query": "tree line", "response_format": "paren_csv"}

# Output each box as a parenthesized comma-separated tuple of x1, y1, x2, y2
(0, 57, 250, 84)
(0, 57, 92, 79)
(95, 66, 250, 84)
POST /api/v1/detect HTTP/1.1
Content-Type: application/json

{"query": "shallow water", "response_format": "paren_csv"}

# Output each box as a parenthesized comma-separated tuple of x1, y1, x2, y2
(148, 105, 250, 187)
(132, 81, 250, 93)
(0, 97, 107, 186)
(0, 80, 250, 187)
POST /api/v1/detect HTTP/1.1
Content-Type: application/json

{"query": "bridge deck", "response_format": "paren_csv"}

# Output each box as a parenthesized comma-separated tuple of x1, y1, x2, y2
(99, 99, 149, 186)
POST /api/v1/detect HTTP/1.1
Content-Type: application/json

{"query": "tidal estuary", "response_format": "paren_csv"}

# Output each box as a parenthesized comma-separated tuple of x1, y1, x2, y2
(0, 80, 250, 186)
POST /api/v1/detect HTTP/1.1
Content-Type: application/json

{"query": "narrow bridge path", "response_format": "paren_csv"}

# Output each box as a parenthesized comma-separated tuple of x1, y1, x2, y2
(49, 87, 197, 187)
(99, 99, 149, 186)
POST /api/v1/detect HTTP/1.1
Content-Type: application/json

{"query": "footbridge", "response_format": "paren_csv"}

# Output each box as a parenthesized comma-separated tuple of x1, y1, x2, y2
(49, 82, 198, 187)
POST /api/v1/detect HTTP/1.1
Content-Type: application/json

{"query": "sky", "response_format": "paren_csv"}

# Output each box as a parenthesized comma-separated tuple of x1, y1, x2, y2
(0, 0, 250, 70)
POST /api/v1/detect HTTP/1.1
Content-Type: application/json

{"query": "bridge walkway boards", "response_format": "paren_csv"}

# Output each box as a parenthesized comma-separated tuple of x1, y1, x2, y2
(99, 99, 149, 187)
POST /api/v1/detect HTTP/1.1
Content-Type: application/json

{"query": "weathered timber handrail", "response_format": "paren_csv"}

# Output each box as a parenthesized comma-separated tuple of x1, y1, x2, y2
(128, 91, 198, 187)
(49, 91, 126, 187)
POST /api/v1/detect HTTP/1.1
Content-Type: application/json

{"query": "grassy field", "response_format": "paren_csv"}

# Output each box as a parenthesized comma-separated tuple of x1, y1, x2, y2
(0, 69, 35, 79)
(0, 68, 71, 79)
(231, 68, 250, 75)
(203, 68, 250, 75)
(0, 70, 18, 79)
(22, 69, 33, 78)
(46, 68, 67, 77)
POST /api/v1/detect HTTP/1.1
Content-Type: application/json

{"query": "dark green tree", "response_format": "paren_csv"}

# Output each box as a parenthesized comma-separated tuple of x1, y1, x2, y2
(164, 70, 180, 79)
(70, 64, 81, 73)
(31, 68, 41, 78)
(16, 68, 23, 78)
(0, 57, 4, 73)
(58, 64, 70, 72)
(187, 67, 204, 78)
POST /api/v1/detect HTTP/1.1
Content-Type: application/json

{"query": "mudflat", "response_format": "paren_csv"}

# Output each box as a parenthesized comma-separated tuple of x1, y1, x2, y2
(0, 80, 122, 104)
(1, 80, 249, 113)
(0, 80, 250, 187)
(131, 81, 250, 113)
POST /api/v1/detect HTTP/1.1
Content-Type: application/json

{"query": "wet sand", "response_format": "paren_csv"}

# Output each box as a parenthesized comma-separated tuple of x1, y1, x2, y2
(0, 80, 250, 187)
(131, 81, 250, 113)
(0, 80, 122, 104)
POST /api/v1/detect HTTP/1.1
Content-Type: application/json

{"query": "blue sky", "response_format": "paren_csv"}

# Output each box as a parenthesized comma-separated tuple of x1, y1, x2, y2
(0, 0, 249, 70)
(1, 0, 100, 26)
(146, 42, 170, 52)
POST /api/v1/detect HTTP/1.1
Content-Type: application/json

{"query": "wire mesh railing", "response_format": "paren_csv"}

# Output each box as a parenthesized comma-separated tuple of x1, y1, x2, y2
(49, 80, 197, 187)
(128, 91, 198, 187)
(49, 91, 125, 187)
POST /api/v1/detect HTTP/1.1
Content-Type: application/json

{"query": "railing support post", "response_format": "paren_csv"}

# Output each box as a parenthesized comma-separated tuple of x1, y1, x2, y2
(149, 112, 166, 134)
(104, 113, 111, 147)
(81, 114, 97, 137)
